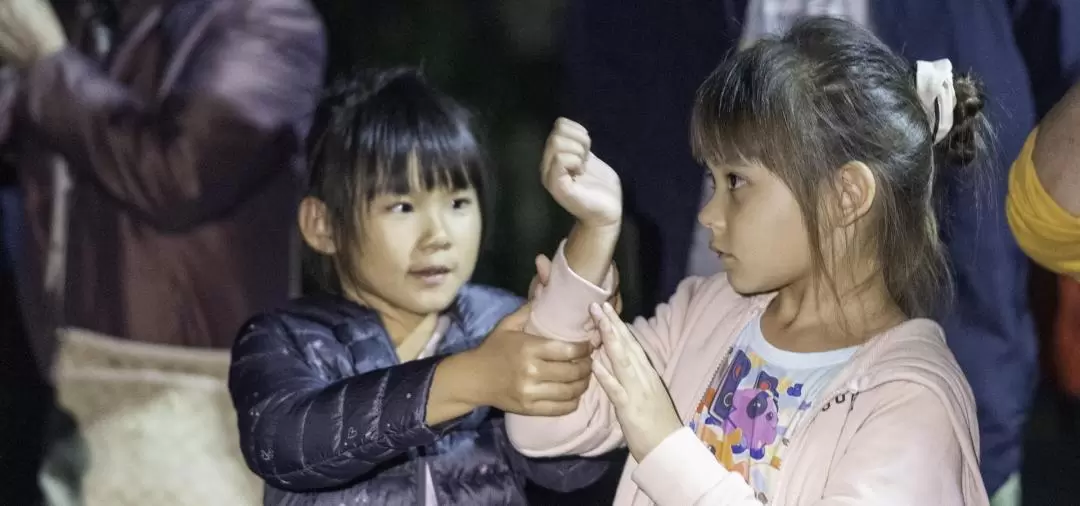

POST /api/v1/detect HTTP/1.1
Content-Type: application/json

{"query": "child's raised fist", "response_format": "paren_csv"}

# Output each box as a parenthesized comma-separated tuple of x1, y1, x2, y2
(541, 118, 623, 228)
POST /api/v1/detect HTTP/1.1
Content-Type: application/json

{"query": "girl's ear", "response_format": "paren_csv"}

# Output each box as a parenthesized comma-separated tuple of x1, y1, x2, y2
(831, 161, 877, 227)
(299, 196, 337, 255)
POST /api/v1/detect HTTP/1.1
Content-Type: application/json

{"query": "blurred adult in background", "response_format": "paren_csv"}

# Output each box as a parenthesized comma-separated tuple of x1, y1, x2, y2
(1007, 76, 1080, 431)
(0, 0, 325, 372)
(561, 1, 1080, 504)
(0, 0, 325, 502)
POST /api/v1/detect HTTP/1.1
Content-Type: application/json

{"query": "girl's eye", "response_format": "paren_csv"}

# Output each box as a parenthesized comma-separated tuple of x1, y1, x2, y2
(452, 197, 473, 210)
(727, 173, 747, 190)
(387, 202, 414, 213)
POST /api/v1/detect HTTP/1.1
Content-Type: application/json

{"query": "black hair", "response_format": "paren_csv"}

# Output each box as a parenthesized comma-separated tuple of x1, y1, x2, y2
(691, 17, 990, 318)
(304, 67, 492, 295)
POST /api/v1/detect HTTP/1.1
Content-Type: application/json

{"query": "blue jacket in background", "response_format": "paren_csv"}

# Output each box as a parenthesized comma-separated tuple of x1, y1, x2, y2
(228, 285, 607, 505)
(561, 0, 1080, 494)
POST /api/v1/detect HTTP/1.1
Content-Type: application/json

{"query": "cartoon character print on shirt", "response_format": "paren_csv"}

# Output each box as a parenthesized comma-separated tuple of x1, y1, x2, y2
(690, 340, 840, 503)
(690, 350, 808, 477)
(708, 350, 780, 459)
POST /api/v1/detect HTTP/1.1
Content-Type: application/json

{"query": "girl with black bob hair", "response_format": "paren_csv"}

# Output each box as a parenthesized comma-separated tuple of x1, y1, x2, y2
(228, 67, 607, 505)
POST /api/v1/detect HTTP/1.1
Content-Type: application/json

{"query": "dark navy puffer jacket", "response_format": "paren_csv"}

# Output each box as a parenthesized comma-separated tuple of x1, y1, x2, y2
(229, 284, 607, 505)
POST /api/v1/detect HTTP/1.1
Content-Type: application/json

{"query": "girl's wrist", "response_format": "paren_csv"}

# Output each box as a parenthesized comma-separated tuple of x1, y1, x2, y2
(427, 353, 486, 424)
(565, 220, 620, 286)
(576, 219, 622, 235)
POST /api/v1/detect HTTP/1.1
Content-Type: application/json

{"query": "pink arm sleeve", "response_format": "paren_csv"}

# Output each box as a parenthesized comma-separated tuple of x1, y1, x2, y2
(506, 240, 703, 457)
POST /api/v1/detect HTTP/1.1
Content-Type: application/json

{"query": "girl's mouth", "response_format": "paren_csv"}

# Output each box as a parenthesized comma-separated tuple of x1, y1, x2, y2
(409, 266, 452, 286)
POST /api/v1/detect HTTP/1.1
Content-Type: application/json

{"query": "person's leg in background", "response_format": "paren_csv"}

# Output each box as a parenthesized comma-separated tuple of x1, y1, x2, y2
(0, 178, 55, 506)
(1, 167, 86, 506)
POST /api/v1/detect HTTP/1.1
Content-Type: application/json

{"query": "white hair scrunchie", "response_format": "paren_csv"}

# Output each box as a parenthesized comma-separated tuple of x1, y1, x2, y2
(915, 59, 956, 144)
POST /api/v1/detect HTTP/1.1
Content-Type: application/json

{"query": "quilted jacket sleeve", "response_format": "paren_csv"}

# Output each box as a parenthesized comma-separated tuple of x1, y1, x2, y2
(228, 314, 458, 491)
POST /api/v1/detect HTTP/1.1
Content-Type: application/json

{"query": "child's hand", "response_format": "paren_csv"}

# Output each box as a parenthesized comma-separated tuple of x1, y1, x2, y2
(589, 302, 683, 463)
(541, 118, 622, 228)
(459, 306, 594, 416)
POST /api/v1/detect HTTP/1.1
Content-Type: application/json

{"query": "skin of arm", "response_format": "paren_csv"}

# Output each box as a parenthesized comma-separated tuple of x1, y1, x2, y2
(1033, 81, 1080, 216)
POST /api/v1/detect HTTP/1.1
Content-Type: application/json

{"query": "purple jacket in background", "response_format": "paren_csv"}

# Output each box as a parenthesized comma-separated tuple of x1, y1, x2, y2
(0, 0, 327, 373)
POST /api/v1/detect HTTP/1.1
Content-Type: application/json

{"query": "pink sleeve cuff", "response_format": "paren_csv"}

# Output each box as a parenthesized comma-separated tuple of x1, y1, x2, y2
(527, 240, 614, 342)
(632, 427, 736, 505)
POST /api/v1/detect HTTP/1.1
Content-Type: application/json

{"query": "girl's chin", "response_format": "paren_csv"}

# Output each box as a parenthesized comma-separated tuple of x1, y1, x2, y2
(726, 269, 778, 297)
(407, 283, 466, 314)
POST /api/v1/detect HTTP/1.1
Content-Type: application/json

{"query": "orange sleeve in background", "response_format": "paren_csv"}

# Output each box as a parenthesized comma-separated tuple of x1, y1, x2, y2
(1006, 129, 1080, 277)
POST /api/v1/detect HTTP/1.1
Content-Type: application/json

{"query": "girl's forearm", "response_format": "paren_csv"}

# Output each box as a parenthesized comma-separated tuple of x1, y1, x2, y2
(564, 221, 620, 285)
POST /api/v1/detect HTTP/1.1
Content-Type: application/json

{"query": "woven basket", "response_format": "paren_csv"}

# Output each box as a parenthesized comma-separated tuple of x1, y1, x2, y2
(52, 328, 261, 506)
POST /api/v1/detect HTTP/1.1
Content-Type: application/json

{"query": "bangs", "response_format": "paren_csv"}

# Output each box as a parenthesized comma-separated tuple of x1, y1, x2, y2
(352, 79, 486, 200)
(690, 41, 808, 172)
(361, 124, 484, 199)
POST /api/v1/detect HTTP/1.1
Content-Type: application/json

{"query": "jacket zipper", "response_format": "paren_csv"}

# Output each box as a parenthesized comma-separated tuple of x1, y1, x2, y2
(771, 381, 862, 504)
(685, 305, 765, 423)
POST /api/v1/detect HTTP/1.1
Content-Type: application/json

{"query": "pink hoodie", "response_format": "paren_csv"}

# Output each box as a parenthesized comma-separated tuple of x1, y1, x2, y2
(507, 243, 988, 506)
